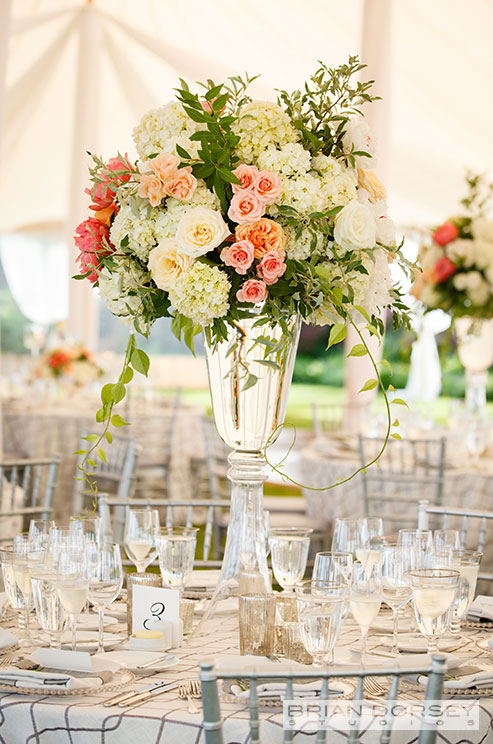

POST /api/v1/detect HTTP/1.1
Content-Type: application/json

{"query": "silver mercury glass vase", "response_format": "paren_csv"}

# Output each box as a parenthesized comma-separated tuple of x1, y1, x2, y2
(197, 314, 301, 628)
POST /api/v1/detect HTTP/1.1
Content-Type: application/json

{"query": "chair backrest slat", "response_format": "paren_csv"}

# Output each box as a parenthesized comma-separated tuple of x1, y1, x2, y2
(0, 457, 59, 537)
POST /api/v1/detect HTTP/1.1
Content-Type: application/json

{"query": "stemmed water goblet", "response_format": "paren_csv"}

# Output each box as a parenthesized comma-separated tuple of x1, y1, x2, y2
(56, 547, 89, 651)
(313, 552, 353, 584)
(124, 509, 159, 573)
(409, 568, 459, 653)
(87, 542, 123, 653)
(433, 530, 460, 554)
(28, 519, 56, 549)
(398, 529, 433, 567)
(349, 561, 382, 664)
(70, 516, 103, 546)
(156, 527, 198, 593)
(295, 579, 345, 666)
(269, 528, 312, 593)
(331, 518, 361, 557)
(381, 545, 413, 655)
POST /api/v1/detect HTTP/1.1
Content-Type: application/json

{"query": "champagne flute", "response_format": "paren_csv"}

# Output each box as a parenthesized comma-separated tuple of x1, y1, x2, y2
(409, 569, 459, 653)
(87, 543, 123, 653)
(381, 545, 413, 655)
(295, 580, 345, 666)
(349, 561, 382, 664)
(56, 548, 89, 651)
(156, 527, 198, 593)
(124, 509, 159, 573)
(28, 519, 56, 549)
(269, 528, 312, 593)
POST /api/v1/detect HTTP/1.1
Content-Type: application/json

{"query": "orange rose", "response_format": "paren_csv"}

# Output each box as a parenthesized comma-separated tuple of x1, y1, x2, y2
(164, 167, 197, 201)
(235, 218, 286, 259)
(93, 203, 118, 226)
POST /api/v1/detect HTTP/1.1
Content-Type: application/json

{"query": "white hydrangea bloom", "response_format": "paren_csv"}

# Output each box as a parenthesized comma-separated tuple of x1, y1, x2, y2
(472, 239, 493, 271)
(153, 182, 220, 242)
(472, 218, 493, 243)
(267, 167, 357, 218)
(256, 143, 311, 177)
(419, 243, 443, 271)
(169, 263, 230, 327)
(283, 225, 325, 261)
(232, 101, 299, 164)
(110, 205, 160, 262)
(132, 102, 203, 160)
(453, 270, 490, 306)
(98, 261, 148, 325)
(419, 284, 442, 308)
(358, 249, 393, 316)
(445, 239, 472, 265)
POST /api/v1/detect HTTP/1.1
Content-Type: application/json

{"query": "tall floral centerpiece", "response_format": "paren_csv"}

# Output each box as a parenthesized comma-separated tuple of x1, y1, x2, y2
(413, 175, 493, 414)
(74, 58, 410, 618)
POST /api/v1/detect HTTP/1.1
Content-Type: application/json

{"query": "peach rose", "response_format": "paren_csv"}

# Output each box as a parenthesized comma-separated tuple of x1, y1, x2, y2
(93, 203, 118, 227)
(257, 251, 286, 285)
(228, 191, 264, 224)
(253, 170, 282, 204)
(236, 218, 286, 258)
(164, 167, 197, 201)
(138, 173, 166, 207)
(357, 169, 386, 203)
(220, 240, 254, 274)
(236, 279, 268, 304)
(148, 151, 180, 181)
(232, 164, 259, 195)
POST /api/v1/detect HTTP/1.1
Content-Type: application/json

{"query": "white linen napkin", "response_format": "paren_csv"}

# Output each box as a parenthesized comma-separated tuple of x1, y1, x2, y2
(418, 668, 493, 690)
(232, 679, 347, 699)
(467, 595, 493, 622)
(0, 628, 18, 649)
(0, 667, 112, 690)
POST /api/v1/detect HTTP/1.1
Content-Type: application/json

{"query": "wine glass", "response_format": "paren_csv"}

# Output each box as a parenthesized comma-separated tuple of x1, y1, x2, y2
(381, 545, 413, 655)
(312, 552, 353, 583)
(156, 527, 198, 593)
(87, 543, 123, 653)
(409, 569, 459, 653)
(331, 518, 361, 557)
(11, 536, 38, 646)
(433, 530, 460, 553)
(349, 561, 382, 664)
(30, 553, 66, 649)
(269, 528, 312, 593)
(449, 550, 482, 633)
(398, 529, 433, 568)
(124, 509, 159, 573)
(48, 527, 85, 564)
(295, 580, 345, 666)
(70, 516, 103, 546)
(56, 548, 89, 651)
(28, 519, 56, 549)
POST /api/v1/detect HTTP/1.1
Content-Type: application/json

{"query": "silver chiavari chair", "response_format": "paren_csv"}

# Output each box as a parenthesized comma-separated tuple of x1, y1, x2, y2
(0, 456, 59, 539)
(98, 494, 231, 567)
(73, 431, 139, 514)
(200, 655, 447, 744)
(418, 498, 493, 583)
(359, 436, 446, 529)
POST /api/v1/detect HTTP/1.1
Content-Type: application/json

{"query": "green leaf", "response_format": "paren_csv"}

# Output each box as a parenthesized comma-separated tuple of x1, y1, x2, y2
(354, 305, 370, 323)
(111, 414, 129, 428)
(105, 431, 113, 444)
(96, 407, 108, 423)
(388, 384, 396, 392)
(346, 343, 367, 357)
(359, 378, 378, 392)
(101, 383, 114, 405)
(253, 359, 281, 370)
(131, 348, 150, 376)
(241, 373, 258, 392)
(327, 323, 347, 349)
(121, 366, 134, 384)
(111, 382, 126, 404)
(176, 144, 192, 160)
(82, 434, 99, 442)
(392, 419, 400, 427)
(97, 448, 107, 464)
(216, 167, 241, 185)
(391, 433, 402, 440)
(379, 359, 393, 376)
(73, 450, 86, 456)
(392, 398, 409, 407)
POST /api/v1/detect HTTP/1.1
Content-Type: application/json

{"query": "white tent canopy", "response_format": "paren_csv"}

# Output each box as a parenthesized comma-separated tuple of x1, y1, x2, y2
(1, 0, 492, 347)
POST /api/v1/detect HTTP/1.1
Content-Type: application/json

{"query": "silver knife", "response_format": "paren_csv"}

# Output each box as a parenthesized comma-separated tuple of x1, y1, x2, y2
(119, 681, 179, 708)
(104, 683, 159, 707)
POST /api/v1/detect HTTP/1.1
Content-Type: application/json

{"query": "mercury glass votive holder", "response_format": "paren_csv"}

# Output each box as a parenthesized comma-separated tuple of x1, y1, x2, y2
(180, 598, 195, 634)
(239, 594, 276, 656)
(283, 622, 313, 665)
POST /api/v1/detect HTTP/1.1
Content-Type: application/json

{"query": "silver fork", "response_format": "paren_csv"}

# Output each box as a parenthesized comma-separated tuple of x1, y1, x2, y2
(0, 654, 16, 668)
(179, 680, 201, 715)
(363, 676, 388, 697)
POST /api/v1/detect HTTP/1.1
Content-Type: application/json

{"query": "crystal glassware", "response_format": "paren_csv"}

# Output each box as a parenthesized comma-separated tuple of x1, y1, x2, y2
(238, 594, 276, 656)
(11, 536, 37, 646)
(48, 527, 85, 564)
(312, 552, 353, 584)
(123, 509, 159, 573)
(87, 543, 123, 653)
(398, 529, 433, 568)
(295, 579, 345, 666)
(381, 545, 413, 655)
(0, 547, 26, 635)
(282, 621, 313, 664)
(70, 516, 103, 546)
(269, 528, 312, 593)
(455, 317, 493, 415)
(409, 568, 460, 653)
(56, 547, 89, 651)
(349, 561, 382, 664)
(30, 555, 65, 649)
(28, 519, 56, 549)
(331, 518, 361, 557)
(180, 598, 195, 635)
(449, 549, 482, 633)
(156, 527, 198, 593)
(433, 530, 460, 554)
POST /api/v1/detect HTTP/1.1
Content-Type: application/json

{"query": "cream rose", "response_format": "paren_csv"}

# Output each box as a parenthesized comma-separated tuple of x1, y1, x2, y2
(148, 238, 193, 291)
(342, 117, 377, 168)
(334, 199, 376, 252)
(176, 206, 230, 257)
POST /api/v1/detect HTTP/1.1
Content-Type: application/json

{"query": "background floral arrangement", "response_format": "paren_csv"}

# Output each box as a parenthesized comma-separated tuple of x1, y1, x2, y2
(412, 174, 493, 317)
(73, 57, 411, 489)
(36, 345, 103, 386)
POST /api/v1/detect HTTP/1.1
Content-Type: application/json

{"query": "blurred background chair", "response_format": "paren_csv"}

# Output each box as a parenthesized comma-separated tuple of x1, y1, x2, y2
(0, 455, 59, 541)
(359, 435, 446, 531)
(312, 401, 370, 438)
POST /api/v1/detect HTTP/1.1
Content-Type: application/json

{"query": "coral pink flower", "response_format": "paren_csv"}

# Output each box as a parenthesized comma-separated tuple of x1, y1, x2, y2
(149, 152, 180, 182)
(105, 153, 134, 184)
(86, 181, 114, 211)
(228, 191, 264, 224)
(236, 279, 268, 303)
(253, 170, 282, 204)
(163, 167, 197, 201)
(236, 218, 286, 258)
(220, 240, 255, 274)
(431, 256, 457, 284)
(138, 173, 166, 207)
(257, 250, 287, 285)
(433, 221, 458, 246)
(74, 218, 112, 283)
(232, 164, 259, 195)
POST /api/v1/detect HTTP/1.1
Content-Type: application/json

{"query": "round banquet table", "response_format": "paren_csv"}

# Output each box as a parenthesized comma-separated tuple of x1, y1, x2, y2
(0, 601, 492, 743)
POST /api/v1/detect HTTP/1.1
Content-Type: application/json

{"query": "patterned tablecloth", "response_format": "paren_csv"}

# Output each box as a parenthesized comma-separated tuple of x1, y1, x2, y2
(0, 604, 492, 743)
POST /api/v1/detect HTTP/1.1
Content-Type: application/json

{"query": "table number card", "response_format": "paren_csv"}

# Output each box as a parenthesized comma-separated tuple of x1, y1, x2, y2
(132, 585, 180, 635)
